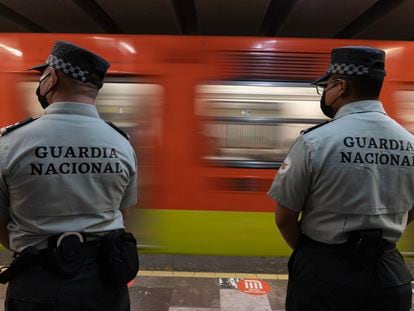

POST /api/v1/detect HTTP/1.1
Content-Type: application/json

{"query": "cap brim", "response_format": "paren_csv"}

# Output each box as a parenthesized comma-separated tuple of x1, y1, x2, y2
(28, 63, 48, 72)
(311, 72, 331, 85)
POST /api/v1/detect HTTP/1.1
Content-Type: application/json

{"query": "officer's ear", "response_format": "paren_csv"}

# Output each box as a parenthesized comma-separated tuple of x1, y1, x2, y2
(46, 67, 59, 88)
(338, 79, 348, 97)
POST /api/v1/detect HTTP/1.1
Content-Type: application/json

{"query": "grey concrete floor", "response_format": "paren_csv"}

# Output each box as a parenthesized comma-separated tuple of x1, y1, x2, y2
(0, 252, 412, 310)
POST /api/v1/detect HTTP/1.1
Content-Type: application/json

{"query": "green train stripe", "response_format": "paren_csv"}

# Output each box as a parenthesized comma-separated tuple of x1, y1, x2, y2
(127, 209, 414, 256)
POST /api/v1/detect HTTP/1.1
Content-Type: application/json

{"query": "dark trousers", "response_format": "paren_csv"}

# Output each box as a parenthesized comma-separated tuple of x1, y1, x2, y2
(286, 243, 412, 311)
(5, 257, 130, 311)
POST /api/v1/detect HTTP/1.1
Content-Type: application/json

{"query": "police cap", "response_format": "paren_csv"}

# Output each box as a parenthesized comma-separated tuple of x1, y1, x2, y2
(313, 46, 386, 85)
(30, 40, 110, 89)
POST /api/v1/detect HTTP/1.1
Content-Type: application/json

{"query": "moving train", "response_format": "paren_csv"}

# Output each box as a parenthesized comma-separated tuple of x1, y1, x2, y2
(1, 34, 414, 256)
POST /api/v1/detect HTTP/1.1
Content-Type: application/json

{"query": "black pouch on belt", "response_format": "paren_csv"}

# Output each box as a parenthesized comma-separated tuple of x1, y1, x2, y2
(349, 229, 384, 269)
(0, 246, 39, 284)
(48, 232, 86, 279)
(101, 229, 139, 287)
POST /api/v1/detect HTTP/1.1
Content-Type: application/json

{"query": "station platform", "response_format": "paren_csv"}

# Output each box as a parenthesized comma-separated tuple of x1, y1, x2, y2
(0, 253, 412, 311)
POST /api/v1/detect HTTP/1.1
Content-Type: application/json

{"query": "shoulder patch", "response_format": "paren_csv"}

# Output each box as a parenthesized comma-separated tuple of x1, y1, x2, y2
(0, 118, 37, 137)
(278, 156, 292, 175)
(106, 121, 130, 140)
(301, 120, 331, 135)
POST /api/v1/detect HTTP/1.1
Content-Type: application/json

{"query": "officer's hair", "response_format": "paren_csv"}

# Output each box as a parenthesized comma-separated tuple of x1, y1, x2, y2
(332, 74, 384, 99)
(56, 71, 99, 97)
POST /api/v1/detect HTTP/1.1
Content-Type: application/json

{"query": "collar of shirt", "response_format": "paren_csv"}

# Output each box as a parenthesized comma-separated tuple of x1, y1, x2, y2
(334, 100, 386, 120)
(45, 102, 100, 118)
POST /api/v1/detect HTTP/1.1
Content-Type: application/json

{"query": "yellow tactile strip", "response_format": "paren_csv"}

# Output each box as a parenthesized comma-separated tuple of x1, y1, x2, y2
(137, 270, 289, 280)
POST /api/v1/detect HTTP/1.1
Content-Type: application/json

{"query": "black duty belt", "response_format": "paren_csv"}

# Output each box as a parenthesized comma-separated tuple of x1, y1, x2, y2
(1, 242, 102, 284)
(301, 233, 396, 255)
(1, 230, 139, 285)
(301, 231, 398, 269)
(36, 241, 102, 263)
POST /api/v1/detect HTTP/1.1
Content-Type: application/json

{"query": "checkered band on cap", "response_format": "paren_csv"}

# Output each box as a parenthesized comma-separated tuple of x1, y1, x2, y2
(46, 54, 89, 82)
(328, 63, 369, 76)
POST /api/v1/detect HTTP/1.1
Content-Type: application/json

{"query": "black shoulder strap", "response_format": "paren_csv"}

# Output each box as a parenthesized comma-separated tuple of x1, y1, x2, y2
(106, 121, 130, 141)
(1, 118, 37, 137)
(301, 120, 331, 135)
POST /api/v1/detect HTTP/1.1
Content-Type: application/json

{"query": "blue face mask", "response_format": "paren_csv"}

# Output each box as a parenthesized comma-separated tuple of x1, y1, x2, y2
(36, 73, 54, 109)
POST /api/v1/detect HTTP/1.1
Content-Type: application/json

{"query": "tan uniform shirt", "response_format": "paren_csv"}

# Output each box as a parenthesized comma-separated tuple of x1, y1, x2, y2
(0, 102, 137, 252)
(268, 100, 414, 243)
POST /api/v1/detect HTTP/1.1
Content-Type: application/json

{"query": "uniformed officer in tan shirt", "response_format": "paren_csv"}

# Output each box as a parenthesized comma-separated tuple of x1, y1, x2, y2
(268, 46, 414, 311)
(0, 41, 137, 311)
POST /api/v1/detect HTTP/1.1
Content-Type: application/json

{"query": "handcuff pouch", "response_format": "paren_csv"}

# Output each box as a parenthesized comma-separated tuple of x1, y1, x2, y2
(101, 230, 139, 287)
(48, 232, 86, 279)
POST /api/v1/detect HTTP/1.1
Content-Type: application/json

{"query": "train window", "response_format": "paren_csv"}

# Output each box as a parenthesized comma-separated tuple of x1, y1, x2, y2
(196, 83, 327, 168)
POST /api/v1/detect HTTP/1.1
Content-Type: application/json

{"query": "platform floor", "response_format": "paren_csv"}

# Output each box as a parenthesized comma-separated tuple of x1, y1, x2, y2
(0, 253, 412, 310)
(129, 272, 287, 311)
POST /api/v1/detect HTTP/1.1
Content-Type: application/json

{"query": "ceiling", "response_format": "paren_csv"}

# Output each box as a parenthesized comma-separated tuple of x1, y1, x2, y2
(0, 0, 413, 40)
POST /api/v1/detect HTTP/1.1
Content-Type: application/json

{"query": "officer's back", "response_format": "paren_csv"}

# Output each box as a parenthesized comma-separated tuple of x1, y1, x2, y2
(0, 40, 137, 311)
(1, 103, 136, 252)
(268, 46, 414, 311)
(300, 103, 414, 243)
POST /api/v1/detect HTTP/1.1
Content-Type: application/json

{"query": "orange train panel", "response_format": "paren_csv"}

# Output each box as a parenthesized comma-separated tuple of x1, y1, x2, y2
(1, 35, 414, 213)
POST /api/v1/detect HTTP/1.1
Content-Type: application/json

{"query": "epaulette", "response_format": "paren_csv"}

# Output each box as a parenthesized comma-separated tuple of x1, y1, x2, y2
(301, 120, 331, 135)
(0, 118, 37, 137)
(106, 121, 130, 140)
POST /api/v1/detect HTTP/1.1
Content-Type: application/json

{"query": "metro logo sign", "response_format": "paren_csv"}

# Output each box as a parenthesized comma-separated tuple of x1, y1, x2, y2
(236, 279, 271, 295)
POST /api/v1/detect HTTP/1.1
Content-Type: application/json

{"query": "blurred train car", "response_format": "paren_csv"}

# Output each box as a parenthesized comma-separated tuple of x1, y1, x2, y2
(1, 34, 414, 256)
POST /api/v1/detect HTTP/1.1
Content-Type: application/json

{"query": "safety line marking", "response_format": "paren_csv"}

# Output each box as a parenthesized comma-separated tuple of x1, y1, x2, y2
(137, 270, 289, 280)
